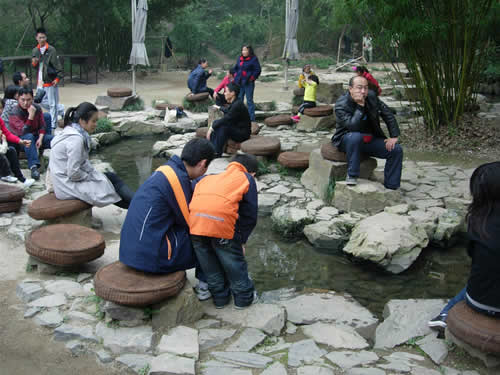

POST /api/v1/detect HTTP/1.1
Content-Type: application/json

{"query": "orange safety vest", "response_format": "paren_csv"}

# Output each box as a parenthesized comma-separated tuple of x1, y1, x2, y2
(189, 162, 250, 239)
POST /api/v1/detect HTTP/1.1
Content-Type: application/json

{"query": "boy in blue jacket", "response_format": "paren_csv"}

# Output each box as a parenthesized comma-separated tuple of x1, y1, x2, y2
(119, 138, 215, 275)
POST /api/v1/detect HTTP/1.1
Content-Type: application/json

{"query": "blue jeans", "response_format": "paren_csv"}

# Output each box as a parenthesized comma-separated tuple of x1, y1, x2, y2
(441, 286, 500, 319)
(39, 85, 64, 129)
(43, 113, 53, 136)
(238, 81, 255, 121)
(192, 235, 254, 307)
(20, 133, 53, 169)
(339, 132, 403, 189)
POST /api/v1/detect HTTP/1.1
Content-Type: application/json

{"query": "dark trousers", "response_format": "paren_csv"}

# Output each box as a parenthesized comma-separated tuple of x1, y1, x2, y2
(215, 93, 227, 107)
(197, 87, 214, 98)
(0, 154, 12, 177)
(43, 113, 53, 136)
(339, 132, 403, 189)
(238, 82, 255, 121)
(104, 172, 134, 209)
(1, 146, 24, 180)
(298, 100, 316, 114)
(13, 133, 54, 169)
(192, 235, 254, 308)
(209, 125, 249, 156)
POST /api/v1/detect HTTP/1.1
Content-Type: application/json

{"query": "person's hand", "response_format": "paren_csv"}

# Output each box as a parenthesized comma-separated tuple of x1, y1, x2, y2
(242, 245, 246, 256)
(352, 92, 366, 106)
(32, 57, 39, 65)
(28, 105, 37, 119)
(206, 128, 212, 140)
(208, 69, 213, 74)
(213, 92, 218, 101)
(52, 80, 58, 86)
(36, 134, 44, 149)
(384, 137, 398, 152)
(20, 139, 31, 148)
(1, 134, 6, 142)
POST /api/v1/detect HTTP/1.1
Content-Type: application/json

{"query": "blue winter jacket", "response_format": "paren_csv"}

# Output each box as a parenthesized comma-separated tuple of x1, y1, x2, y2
(233, 55, 261, 86)
(119, 155, 196, 274)
(187, 65, 211, 94)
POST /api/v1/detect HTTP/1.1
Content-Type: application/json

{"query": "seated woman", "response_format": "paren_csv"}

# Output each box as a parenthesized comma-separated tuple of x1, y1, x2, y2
(49, 102, 134, 209)
(187, 58, 214, 97)
(206, 83, 251, 157)
(212, 67, 235, 106)
(429, 161, 500, 331)
(354, 66, 382, 96)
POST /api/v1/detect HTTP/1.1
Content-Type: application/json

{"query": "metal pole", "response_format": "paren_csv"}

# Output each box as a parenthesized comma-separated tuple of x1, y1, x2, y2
(131, 0, 136, 95)
(283, 0, 290, 90)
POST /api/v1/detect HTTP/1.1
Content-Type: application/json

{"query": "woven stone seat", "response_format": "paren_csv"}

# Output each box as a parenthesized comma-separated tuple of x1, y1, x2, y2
(25, 224, 105, 266)
(241, 136, 281, 156)
(185, 92, 210, 102)
(0, 184, 24, 213)
(264, 114, 293, 127)
(278, 152, 310, 169)
(447, 301, 500, 355)
(94, 261, 186, 306)
(321, 142, 368, 162)
(107, 88, 133, 98)
(28, 193, 91, 220)
(304, 105, 333, 117)
(251, 122, 260, 135)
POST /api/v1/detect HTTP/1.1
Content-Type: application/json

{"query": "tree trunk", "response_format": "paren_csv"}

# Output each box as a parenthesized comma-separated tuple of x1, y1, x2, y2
(337, 24, 348, 65)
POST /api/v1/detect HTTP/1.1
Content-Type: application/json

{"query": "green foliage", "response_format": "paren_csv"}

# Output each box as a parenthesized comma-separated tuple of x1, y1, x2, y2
(123, 98, 145, 112)
(257, 160, 271, 176)
(325, 178, 336, 202)
(86, 289, 105, 320)
(25, 263, 36, 273)
(95, 118, 113, 134)
(138, 364, 151, 375)
(182, 97, 210, 113)
(278, 165, 303, 178)
(269, 101, 277, 111)
(106, 319, 120, 329)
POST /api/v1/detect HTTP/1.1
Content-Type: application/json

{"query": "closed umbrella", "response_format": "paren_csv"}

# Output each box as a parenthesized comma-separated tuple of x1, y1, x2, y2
(282, 0, 300, 90)
(129, 0, 150, 95)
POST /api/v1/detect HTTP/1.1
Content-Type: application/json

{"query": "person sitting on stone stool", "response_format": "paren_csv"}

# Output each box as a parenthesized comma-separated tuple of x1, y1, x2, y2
(331, 75, 403, 189)
(206, 83, 251, 158)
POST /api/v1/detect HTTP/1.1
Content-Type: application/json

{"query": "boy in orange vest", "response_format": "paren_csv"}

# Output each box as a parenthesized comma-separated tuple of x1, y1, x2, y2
(189, 153, 258, 309)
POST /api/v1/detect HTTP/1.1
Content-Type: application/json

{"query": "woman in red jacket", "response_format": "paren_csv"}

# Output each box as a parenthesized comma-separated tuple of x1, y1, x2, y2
(354, 66, 382, 96)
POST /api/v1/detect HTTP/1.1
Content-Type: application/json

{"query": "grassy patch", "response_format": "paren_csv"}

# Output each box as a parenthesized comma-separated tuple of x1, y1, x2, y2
(25, 263, 36, 273)
(123, 97, 145, 111)
(95, 118, 113, 134)
(138, 364, 151, 375)
(182, 97, 211, 113)
(325, 178, 336, 202)
(257, 160, 271, 176)
(278, 165, 304, 179)
(292, 95, 303, 107)
(85, 289, 105, 320)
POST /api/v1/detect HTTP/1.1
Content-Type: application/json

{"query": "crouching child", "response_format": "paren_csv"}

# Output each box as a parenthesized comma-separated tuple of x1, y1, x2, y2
(189, 154, 258, 309)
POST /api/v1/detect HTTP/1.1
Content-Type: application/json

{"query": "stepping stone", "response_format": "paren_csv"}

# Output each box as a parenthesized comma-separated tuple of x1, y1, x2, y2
(28, 193, 91, 220)
(107, 87, 133, 97)
(186, 92, 210, 102)
(277, 152, 310, 169)
(241, 136, 281, 156)
(94, 261, 186, 307)
(447, 300, 500, 355)
(0, 184, 24, 213)
(303, 105, 333, 117)
(264, 114, 293, 127)
(25, 224, 105, 266)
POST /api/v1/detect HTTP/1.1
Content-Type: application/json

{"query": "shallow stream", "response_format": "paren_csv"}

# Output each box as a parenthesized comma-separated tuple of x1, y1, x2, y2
(96, 136, 471, 317)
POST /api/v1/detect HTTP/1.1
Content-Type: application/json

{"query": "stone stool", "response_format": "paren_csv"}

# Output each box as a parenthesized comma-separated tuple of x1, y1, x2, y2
(303, 105, 333, 117)
(0, 184, 24, 213)
(264, 114, 293, 127)
(185, 92, 210, 102)
(293, 87, 305, 97)
(321, 142, 370, 162)
(28, 193, 92, 225)
(278, 152, 310, 169)
(196, 124, 260, 140)
(94, 261, 186, 307)
(446, 301, 500, 367)
(241, 136, 281, 157)
(25, 224, 105, 266)
(107, 88, 133, 97)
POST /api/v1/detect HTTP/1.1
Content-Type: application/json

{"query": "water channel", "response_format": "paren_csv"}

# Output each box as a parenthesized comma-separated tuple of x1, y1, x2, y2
(95, 136, 471, 317)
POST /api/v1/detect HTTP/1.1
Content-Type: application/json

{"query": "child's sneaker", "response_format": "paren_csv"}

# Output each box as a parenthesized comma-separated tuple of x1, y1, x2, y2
(428, 314, 447, 330)
(193, 284, 212, 301)
(1, 175, 18, 183)
(23, 178, 35, 188)
(291, 115, 300, 122)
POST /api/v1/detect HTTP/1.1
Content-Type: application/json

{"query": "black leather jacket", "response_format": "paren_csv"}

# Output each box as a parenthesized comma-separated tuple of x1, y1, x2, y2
(331, 90, 400, 146)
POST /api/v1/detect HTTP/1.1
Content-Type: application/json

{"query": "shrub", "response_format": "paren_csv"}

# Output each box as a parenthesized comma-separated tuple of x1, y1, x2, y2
(95, 118, 113, 134)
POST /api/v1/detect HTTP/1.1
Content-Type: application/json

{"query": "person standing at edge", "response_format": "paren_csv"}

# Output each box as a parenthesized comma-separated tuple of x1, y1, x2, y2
(332, 75, 403, 189)
(233, 45, 261, 122)
(32, 27, 63, 130)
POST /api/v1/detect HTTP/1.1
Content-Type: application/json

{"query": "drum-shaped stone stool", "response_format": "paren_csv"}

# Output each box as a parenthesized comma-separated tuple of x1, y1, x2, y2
(94, 261, 186, 306)
(185, 92, 210, 102)
(304, 105, 333, 117)
(0, 184, 25, 213)
(251, 122, 260, 135)
(28, 193, 91, 221)
(241, 136, 281, 156)
(25, 224, 105, 266)
(447, 301, 500, 355)
(264, 114, 293, 127)
(107, 88, 133, 98)
(293, 87, 305, 97)
(278, 152, 310, 169)
(321, 142, 368, 162)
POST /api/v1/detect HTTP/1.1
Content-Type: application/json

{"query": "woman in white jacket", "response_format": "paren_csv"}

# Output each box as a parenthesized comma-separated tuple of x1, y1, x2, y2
(49, 102, 133, 208)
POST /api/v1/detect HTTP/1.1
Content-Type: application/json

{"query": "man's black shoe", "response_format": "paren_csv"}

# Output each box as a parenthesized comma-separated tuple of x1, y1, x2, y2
(30, 166, 40, 180)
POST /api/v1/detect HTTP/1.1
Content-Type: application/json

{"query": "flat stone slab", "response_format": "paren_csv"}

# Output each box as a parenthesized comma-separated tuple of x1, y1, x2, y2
(157, 325, 199, 359)
(288, 339, 326, 367)
(53, 323, 98, 342)
(347, 368, 386, 375)
(150, 353, 195, 375)
(375, 299, 445, 348)
(211, 351, 273, 368)
(34, 309, 63, 328)
(199, 328, 236, 351)
(44, 280, 85, 297)
(194, 319, 220, 329)
(226, 328, 267, 352)
(95, 321, 153, 354)
(28, 294, 67, 308)
(417, 332, 448, 365)
(16, 282, 43, 303)
(261, 362, 288, 375)
(325, 350, 379, 369)
(302, 322, 369, 349)
(297, 365, 335, 375)
(279, 293, 378, 340)
(116, 354, 153, 373)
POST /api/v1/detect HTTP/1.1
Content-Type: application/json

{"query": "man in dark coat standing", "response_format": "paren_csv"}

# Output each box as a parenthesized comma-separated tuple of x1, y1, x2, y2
(332, 76, 403, 189)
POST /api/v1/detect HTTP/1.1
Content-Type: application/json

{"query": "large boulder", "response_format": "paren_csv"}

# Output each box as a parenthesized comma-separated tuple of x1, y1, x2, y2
(271, 203, 314, 238)
(164, 117, 199, 134)
(296, 114, 336, 133)
(301, 149, 376, 202)
(343, 212, 429, 274)
(208, 106, 224, 128)
(316, 82, 344, 104)
(95, 95, 140, 111)
(92, 131, 120, 146)
(114, 118, 168, 137)
(333, 180, 402, 215)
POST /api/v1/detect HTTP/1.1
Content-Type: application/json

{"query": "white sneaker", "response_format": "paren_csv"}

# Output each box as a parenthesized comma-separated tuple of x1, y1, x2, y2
(193, 284, 212, 301)
(23, 178, 35, 188)
(1, 175, 18, 183)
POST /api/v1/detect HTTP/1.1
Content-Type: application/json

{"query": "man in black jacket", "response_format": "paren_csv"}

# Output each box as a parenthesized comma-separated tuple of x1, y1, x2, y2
(332, 76, 403, 189)
(207, 83, 251, 157)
